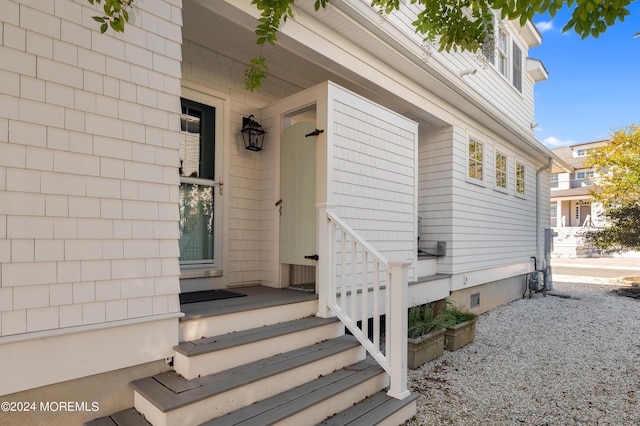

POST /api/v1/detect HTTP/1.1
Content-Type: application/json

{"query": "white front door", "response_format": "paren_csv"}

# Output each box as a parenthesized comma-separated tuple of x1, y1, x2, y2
(279, 121, 317, 266)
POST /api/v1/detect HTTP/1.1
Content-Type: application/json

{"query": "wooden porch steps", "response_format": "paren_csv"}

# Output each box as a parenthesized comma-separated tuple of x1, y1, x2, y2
(87, 385, 417, 426)
(179, 286, 319, 341)
(201, 359, 389, 426)
(85, 408, 150, 426)
(130, 335, 368, 426)
(173, 316, 343, 379)
(319, 390, 419, 426)
(86, 288, 417, 425)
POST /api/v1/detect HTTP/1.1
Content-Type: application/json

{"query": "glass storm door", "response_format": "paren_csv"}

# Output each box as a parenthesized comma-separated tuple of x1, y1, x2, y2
(179, 98, 217, 266)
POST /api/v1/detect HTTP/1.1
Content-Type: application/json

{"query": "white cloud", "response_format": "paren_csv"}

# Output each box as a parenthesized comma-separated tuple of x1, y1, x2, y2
(535, 21, 554, 33)
(543, 136, 576, 147)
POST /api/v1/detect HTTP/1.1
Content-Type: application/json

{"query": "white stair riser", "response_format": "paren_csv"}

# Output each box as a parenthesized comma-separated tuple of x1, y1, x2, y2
(134, 346, 366, 426)
(174, 322, 344, 379)
(180, 300, 318, 341)
(415, 258, 437, 277)
(277, 373, 389, 426)
(377, 400, 419, 426)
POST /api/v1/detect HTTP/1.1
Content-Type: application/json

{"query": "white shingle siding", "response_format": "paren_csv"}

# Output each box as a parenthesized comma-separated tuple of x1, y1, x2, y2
(28, 306, 60, 331)
(331, 93, 418, 264)
(0, 0, 182, 339)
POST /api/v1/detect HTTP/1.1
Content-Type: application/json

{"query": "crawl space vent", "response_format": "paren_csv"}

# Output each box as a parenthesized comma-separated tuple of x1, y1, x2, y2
(470, 292, 480, 308)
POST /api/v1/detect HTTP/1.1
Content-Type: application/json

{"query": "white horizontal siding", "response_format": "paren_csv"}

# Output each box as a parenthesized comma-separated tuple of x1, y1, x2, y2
(373, 1, 537, 133)
(449, 125, 539, 272)
(419, 120, 545, 275)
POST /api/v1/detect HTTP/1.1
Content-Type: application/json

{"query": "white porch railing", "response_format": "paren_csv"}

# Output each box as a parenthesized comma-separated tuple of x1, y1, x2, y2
(316, 203, 410, 400)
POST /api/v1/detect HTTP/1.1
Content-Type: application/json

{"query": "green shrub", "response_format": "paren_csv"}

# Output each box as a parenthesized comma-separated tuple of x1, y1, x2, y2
(442, 301, 477, 326)
(408, 304, 447, 338)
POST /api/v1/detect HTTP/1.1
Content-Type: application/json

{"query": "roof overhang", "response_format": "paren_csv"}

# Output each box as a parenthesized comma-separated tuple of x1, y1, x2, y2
(527, 58, 548, 82)
(514, 20, 543, 48)
(186, 0, 564, 166)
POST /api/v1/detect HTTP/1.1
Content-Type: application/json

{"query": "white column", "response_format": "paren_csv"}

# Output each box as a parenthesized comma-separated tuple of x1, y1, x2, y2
(316, 202, 337, 318)
(386, 259, 411, 400)
(557, 199, 563, 227)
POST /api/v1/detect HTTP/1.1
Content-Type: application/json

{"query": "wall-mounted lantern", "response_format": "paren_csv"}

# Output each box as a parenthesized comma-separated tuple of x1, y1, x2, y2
(241, 115, 266, 151)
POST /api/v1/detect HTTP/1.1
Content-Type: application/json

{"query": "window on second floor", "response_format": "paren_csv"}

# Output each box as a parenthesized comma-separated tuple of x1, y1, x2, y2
(550, 173, 559, 189)
(575, 148, 594, 157)
(482, 27, 495, 64)
(497, 27, 508, 78)
(571, 170, 595, 187)
(512, 42, 522, 92)
(482, 23, 525, 93)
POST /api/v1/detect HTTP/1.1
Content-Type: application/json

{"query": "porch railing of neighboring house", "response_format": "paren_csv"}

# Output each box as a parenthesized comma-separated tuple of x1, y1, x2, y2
(316, 203, 411, 400)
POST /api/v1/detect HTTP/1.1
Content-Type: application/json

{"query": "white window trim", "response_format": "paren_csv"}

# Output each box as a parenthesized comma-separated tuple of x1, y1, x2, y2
(466, 133, 486, 186)
(494, 149, 509, 193)
(515, 159, 526, 198)
(512, 41, 523, 92)
(484, 22, 526, 96)
(497, 26, 509, 80)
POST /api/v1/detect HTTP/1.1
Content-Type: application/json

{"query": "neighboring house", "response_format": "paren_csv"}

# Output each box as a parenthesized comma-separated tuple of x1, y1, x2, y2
(1, 1, 564, 424)
(550, 140, 607, 257)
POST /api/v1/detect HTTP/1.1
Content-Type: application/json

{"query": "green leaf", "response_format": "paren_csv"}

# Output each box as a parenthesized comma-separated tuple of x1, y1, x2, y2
(100, 22, 108, 33)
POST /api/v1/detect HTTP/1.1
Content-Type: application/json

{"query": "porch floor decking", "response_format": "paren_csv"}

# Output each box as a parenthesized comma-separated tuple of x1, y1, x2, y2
(180, 285, 318, 321)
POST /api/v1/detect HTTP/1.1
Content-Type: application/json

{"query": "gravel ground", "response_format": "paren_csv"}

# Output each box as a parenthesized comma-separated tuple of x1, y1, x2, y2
(405, 281, 640, 426)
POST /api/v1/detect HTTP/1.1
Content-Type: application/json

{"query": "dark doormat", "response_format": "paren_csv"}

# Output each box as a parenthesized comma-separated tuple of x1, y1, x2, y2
(179, 289, 247, 304)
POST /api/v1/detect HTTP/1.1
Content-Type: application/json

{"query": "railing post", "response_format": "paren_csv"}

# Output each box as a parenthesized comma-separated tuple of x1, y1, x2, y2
(387, 259, 411, 400)
(316, 202, 337, 318)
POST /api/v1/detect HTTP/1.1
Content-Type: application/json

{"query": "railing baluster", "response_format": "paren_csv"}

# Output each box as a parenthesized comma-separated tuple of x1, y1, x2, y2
(372, 259, 380, 353)
(350, 238, 357, 329)
(340, 229, 346, 314)
(361, 251, 368, 345)
(328, 220, 336, 306)
(323, 210, 409, 400)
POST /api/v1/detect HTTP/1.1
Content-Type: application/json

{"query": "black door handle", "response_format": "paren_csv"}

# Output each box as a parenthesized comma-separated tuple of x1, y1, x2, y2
(304, 255, 319, 261)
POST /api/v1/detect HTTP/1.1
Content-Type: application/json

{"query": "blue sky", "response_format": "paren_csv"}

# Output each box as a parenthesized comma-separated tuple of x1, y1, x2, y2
(532, 5, 640, 148)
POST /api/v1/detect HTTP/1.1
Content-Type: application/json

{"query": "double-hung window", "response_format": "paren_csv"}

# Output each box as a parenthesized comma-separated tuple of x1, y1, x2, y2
(515, 161, 526, 196)
(497, 27, 508, 78)
(468, 140, 484, 181)
(495, 152, 507, 190)
(512, 42, 522, 92)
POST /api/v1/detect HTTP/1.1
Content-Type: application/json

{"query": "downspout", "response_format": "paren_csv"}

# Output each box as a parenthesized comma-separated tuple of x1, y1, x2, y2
(536, 157, 554, 288)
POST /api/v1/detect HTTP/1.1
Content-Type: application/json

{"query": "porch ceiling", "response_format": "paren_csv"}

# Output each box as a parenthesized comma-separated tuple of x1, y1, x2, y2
(183, 0, 446, 128)
(182, 0, 559, 163)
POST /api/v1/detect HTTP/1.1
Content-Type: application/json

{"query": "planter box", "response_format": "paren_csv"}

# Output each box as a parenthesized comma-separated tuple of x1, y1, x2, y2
(407, 327, 446, 369)
(444, 317, 477, 351)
